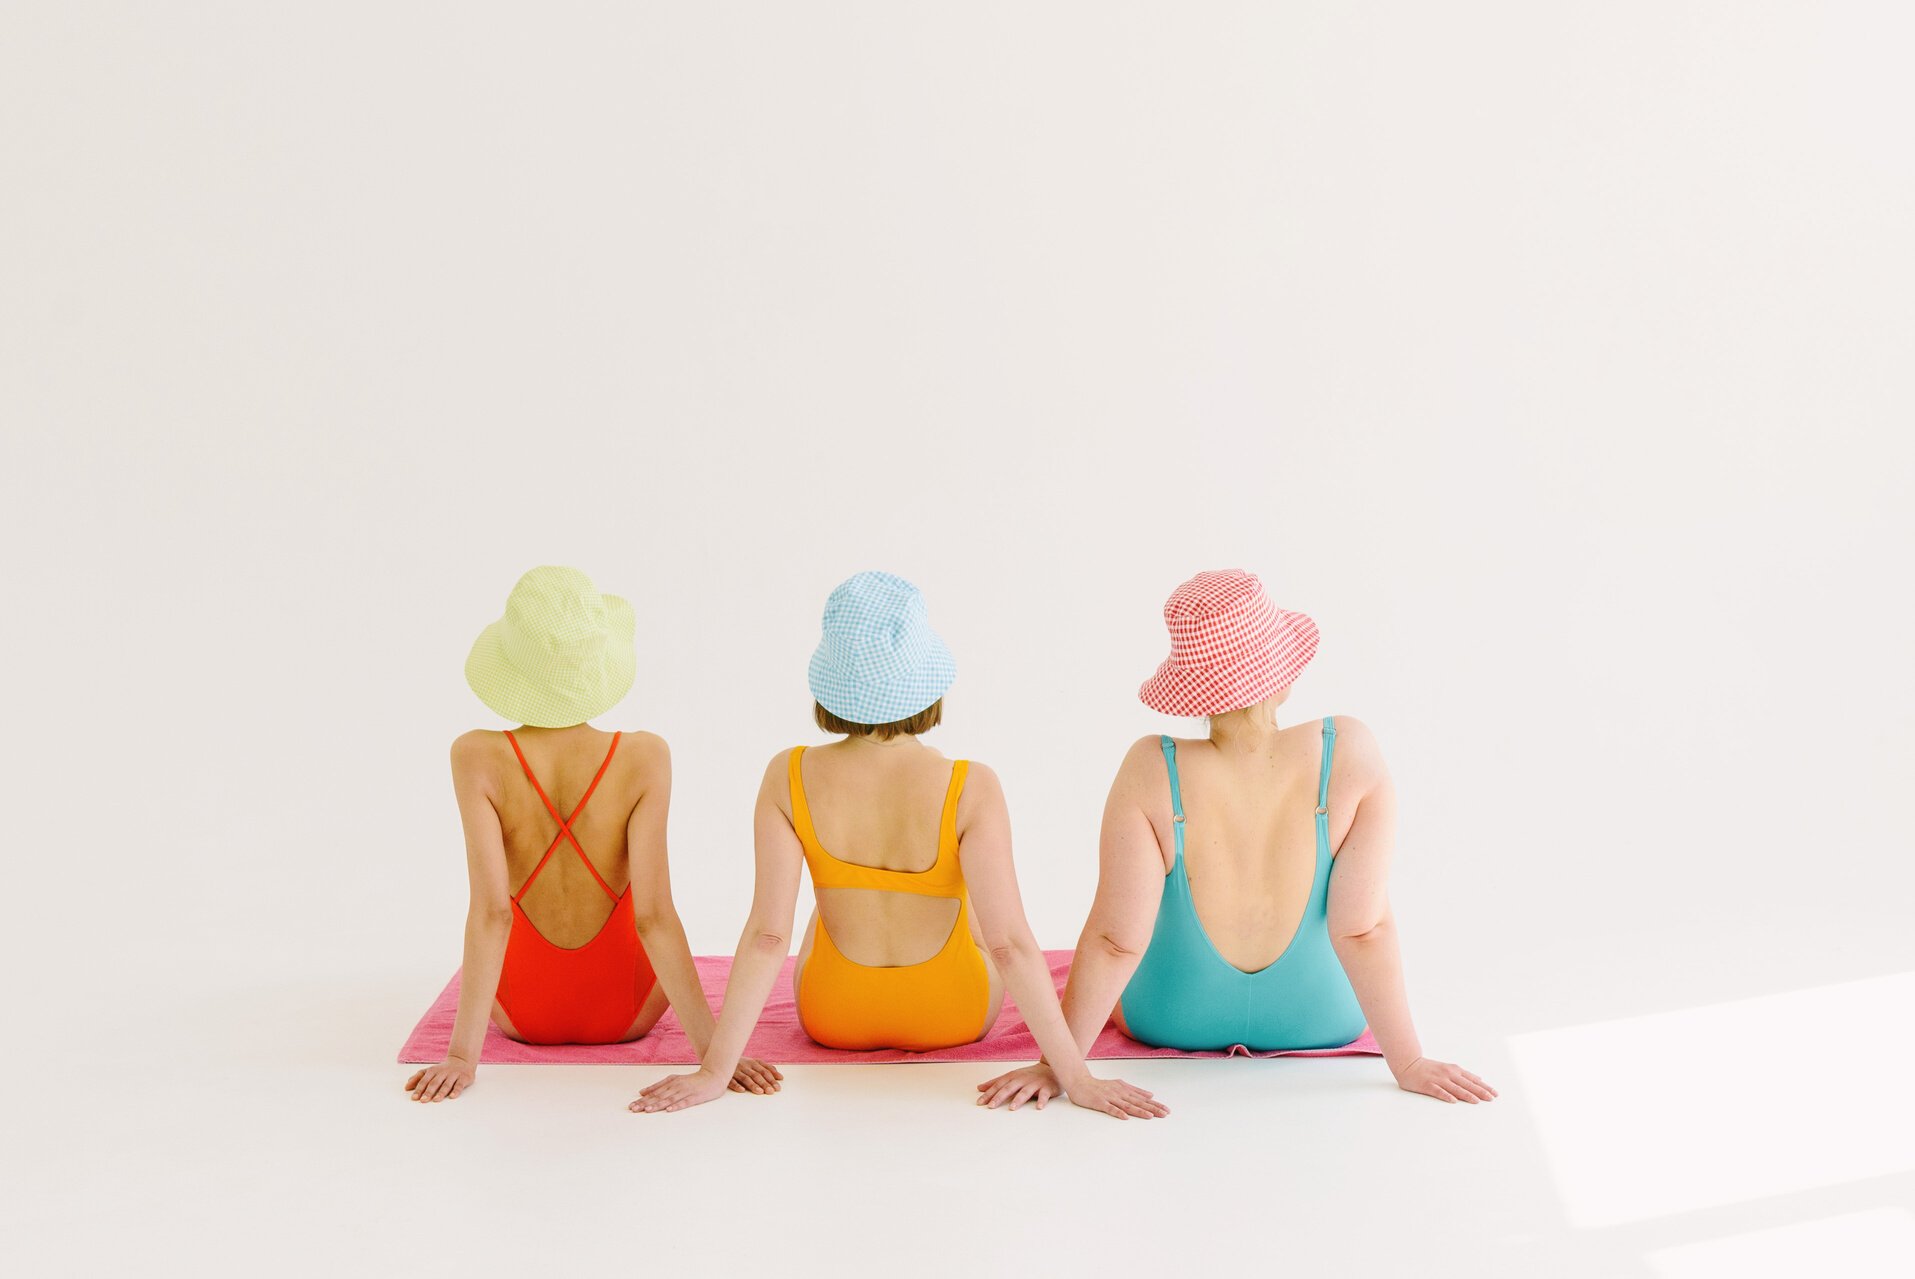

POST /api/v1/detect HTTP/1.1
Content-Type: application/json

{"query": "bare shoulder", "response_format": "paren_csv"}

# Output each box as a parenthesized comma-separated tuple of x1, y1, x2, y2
(1113, 733, 1170, 790)
(960, 758, 1004, 798)
(955, 758, 1007, 828)
(763, 745, 797, 784)
(758, 746, 799, 811)
(450, 728, 501, 773)
(619, 728, 671, 770)
(622, 727, 669, 753)
(1325, 715, 1389, 783)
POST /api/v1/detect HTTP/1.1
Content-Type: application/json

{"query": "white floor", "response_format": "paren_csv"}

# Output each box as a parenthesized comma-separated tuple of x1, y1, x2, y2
(15, 959, 1912, 1278)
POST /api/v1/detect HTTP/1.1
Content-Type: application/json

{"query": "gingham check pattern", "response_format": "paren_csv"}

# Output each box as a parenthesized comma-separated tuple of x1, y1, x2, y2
(1137, 569, 1318, 716)
(808, 571, 956, 724)
(465, 566, 637, 727)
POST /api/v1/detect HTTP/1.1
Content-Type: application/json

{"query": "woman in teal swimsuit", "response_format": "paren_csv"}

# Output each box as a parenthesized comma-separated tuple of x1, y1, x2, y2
(977, 570, 1495, 1107)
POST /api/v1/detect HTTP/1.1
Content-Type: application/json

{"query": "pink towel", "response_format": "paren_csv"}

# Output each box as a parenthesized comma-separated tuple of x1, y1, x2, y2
(398, 952, 1381, 1064)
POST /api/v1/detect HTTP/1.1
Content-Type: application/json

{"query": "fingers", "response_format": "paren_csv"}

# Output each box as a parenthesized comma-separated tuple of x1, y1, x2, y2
(405, 1070, 425, 1092)
(1452, 1074, 1493, 1103)
(1111, 1081, 1167, 1117)
(977, 1080, 1020, 1109)
(1113, 1089, 1168, 1118)
(734, 1061, 780, 1095)
(1425, 1081, 1459, 1103)
(630, 1076, 710, 1113)
(1433, 1067, 1482, 1103)
(1460, 1069, 1498, 1100)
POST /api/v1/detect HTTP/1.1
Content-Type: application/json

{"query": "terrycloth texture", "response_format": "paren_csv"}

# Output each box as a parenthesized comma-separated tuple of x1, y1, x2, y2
(398, 951, 1382, 1064)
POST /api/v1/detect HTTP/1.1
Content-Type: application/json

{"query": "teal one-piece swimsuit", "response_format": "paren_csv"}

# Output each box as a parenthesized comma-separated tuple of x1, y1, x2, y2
(1118, 717, 1367, 1052)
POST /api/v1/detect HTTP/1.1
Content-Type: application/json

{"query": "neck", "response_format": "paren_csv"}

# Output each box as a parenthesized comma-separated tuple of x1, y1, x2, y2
(1208, 703, 1281, 750)
(840, 732, 921, 751)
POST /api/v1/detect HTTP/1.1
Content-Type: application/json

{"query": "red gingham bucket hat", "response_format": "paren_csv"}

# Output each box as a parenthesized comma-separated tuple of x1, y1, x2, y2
(1138, 570, 1319, 716)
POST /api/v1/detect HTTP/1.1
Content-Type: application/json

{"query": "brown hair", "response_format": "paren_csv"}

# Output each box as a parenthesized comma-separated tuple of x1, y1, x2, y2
(812, 698, 943, 741)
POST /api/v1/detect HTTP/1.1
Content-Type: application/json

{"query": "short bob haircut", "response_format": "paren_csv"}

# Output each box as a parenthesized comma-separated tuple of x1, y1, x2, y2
(813, 698, 943, 741)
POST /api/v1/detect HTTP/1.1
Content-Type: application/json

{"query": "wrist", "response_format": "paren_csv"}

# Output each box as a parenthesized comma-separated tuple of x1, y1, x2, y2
(1387, 1054, 1424, 1078)
(1056, 1063, 1095, 1090)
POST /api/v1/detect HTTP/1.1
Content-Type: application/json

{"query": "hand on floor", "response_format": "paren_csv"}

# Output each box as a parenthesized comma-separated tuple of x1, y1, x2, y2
(729, 1057, 784, 1095)
(630, 1067, 729, 1114)
(976, 1062, 1060, 1111)
(1394, 1057, 1497, 1103)
(1065, 1073, 1170, 1119)
(405, 1056, 475, 1103)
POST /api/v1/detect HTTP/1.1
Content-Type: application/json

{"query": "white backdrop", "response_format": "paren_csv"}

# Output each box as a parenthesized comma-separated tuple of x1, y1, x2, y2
(5, 4, 1912, 1274)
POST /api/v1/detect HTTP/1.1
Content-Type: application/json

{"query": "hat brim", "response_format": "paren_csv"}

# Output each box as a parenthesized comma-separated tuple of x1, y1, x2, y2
(1137, 626, 1319, 717)
(808, 638, 956, 726)
(464, 595, 637, 727)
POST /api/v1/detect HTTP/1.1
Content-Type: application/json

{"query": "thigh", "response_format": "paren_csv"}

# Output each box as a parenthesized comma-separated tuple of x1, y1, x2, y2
(491, 999, 524, 1043)
(615, 978, 671, 1043)
(974, 945, 1005, 1040)
(1110, 996, 1134, 1039)
(793, 909, 819, 1007)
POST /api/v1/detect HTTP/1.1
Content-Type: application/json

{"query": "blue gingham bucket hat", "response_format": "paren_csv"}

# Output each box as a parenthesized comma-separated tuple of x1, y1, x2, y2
(808, 571, 956, 724)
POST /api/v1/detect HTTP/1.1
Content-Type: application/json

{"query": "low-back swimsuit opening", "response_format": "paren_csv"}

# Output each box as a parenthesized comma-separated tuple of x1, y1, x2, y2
(1118, 717, 1367, 1051)
(493, 730, 658, 1045)
(788, 746, 993, 1052)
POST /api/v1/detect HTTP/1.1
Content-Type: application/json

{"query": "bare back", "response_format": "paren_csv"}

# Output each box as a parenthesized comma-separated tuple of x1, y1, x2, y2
(793, 740, 979, 966)
(464, 725, 655, 948)
(1161, 720, 1342, 972)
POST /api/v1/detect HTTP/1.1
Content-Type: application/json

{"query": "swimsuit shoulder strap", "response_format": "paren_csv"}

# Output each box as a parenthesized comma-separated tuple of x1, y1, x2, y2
(787, 745, 822, 855)
(1159, 735, 1188, 876)
(1159, 735, 1186, 823)
(505, 729, 624, 902)
(936, 759, 969, 868)
(1316, 716, 1336, 816)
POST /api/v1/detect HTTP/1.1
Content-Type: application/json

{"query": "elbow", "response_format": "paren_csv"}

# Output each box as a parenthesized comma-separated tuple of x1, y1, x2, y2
(1331, 918, 1391, 947)
(1093, 929, 1147, 960)
(629, 900, 677, 935)
(469, 903, 513, 932)
(986, 934, 1040, 970)
(747, 928, 789, 955)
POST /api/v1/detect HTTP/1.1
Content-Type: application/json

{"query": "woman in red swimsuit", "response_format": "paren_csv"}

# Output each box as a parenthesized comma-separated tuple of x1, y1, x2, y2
(405, 567, 782, 1102)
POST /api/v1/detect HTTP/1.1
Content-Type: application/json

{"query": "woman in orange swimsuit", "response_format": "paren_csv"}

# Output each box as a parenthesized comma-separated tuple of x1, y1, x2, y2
(630, 571, 1167, 1119)
(404, 567, 782, 1102)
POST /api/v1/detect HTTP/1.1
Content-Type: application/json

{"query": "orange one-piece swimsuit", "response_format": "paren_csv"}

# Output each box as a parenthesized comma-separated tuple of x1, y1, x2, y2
(493, 730, 658, 1045)
(788, 745, 993, 1052)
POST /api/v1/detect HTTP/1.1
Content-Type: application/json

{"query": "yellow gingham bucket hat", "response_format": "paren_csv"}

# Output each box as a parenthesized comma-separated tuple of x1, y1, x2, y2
(464, 566, 636, 727)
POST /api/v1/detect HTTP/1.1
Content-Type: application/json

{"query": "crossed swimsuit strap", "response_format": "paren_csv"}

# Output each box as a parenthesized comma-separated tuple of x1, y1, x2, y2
(504, 730, 623, 902)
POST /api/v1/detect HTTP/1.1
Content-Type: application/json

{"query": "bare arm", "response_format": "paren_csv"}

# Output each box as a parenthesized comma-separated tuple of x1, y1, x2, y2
(976, 739, 1166, 1110)
(406, 733, 512, 1102)
(1327, 719, 1495, 1104)
(1055, 740, 1167, 1054)
(630, 754, 804, 1113)
(625, 735, 783, 1096)
(960, 764, 1167, 1119)
(623, 735, 714, 1049)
